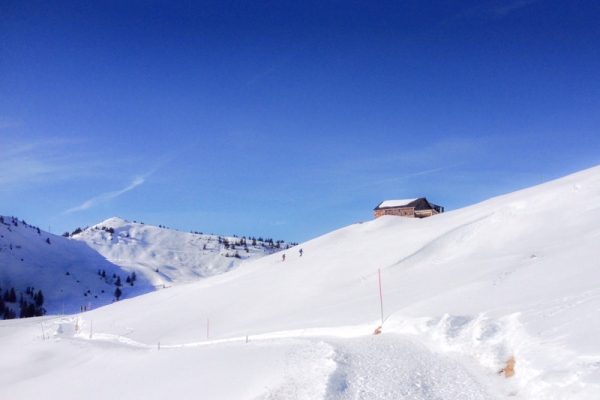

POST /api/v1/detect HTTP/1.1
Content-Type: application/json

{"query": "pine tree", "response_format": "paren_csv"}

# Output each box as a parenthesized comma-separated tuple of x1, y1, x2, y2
(20, 302, 35, 318)
(115, 276, 122, 287)
(9, 287, 17, 303)
(3, 308, 16, 320)
(35, 290, 44, 308)
(114, 287, 122, 300)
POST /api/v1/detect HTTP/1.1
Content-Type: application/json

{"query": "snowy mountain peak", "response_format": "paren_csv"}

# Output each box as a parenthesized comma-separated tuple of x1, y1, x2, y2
(71, 217, 293, 287)
(94, 216, 130, 227)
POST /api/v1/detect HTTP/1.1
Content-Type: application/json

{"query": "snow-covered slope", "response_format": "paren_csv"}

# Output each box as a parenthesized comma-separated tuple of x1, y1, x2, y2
(0, 217, 153, 315)
(70, 217, 288, 287)
(0, 216, 288, 318)
(2, 165, 600, 399)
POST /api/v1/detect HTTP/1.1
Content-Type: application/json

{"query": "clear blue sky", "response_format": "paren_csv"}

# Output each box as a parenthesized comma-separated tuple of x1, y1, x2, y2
(1, 1, 599, 243)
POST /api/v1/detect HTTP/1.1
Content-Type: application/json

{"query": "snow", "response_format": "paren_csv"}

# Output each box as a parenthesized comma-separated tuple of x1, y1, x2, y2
(2, 165, 600, 399)
(376, 199, 418, 208)
(0, 217, 155, 314)
(0, 216, 285, 316)
(70, 217, 287, 287)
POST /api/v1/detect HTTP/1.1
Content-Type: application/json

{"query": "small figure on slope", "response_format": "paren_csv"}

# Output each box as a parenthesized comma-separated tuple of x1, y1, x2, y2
(299, 248, 303, 257)
(282, 254, 286, 262)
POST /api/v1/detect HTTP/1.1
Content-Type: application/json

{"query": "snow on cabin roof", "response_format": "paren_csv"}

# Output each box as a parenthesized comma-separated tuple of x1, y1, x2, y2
(376, 199, 419, 209)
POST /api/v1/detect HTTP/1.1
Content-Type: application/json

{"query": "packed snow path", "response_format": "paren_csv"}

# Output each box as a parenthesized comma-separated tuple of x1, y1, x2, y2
(323, 334, 497, 399)
(35, 317, 499, 399)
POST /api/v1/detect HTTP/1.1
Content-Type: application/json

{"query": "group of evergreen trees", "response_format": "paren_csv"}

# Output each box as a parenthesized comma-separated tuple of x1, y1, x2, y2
(97, 270, 136, 287)
(1, 216, 43, 236)
(212, 234, 299, 255)
(63, 225, 117, 238)
(97, 270, 136, 301)
(223, 252, 242, 259)
(62, 227, 83, 237)
(0, 286, 45, 320)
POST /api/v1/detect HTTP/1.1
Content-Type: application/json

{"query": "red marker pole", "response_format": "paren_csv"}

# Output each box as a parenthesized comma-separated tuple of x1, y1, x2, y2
(379, 268, 384, 326)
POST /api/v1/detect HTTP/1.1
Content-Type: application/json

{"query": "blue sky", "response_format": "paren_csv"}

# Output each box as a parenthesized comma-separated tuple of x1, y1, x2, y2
(1, 1, 599, 243)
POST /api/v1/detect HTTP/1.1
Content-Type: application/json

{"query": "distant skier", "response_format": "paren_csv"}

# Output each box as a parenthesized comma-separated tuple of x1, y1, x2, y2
(299, 248, 303, 257)
(282, 254, 286, 262)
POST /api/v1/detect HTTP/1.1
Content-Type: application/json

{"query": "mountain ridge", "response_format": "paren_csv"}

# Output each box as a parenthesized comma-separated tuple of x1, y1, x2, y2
(0, 215, 293, 317)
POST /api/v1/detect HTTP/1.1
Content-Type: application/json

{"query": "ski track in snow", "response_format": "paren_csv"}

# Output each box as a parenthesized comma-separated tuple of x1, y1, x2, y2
(49, 316, 499, 399)
(324, 335, 497, 400)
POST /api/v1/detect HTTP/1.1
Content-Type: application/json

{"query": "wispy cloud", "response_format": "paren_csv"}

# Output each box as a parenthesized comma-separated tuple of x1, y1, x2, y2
(0, 116, 23, 130)
(359, 163, 465, 189)
(63, 176, 146, 214)
(444, 0, 542, 24)
(324, 136, 489, 185)
(494, 0, 541, 17)
(0, 138, 94, 188)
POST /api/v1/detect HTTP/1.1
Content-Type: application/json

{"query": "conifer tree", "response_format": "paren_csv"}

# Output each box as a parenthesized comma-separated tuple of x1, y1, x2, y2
(35, 290, 44, 308)
(3, 308, 16, 320)
(9, 287, 16, 303)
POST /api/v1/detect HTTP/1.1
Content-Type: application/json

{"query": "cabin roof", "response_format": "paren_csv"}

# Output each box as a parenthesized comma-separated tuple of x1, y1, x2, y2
(374, 198, 420, 210)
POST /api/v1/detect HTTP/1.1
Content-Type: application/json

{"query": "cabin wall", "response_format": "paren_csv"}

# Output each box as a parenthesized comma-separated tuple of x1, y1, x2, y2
(414, 209, 438, 218)
(374, 208, 415, 219)
(374, 198, 443, 219)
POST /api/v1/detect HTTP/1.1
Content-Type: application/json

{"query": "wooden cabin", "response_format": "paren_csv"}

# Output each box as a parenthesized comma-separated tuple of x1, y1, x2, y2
(373, 198, 444, 219)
